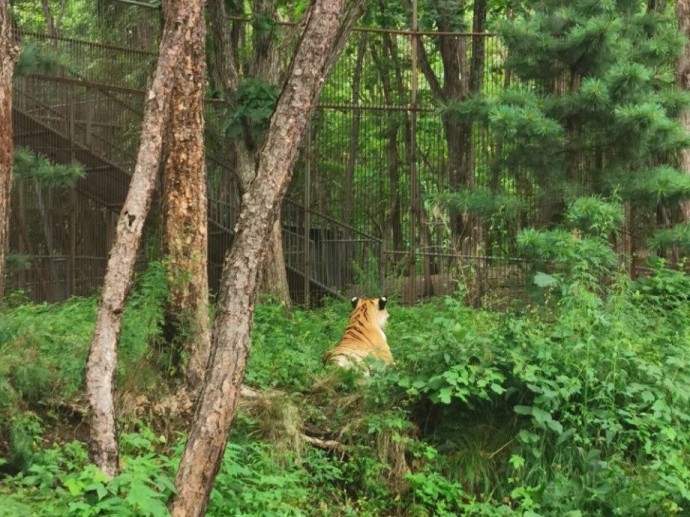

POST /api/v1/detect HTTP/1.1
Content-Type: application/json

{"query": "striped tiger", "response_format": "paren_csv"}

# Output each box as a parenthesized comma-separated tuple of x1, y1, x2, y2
(323, 296, 393, 369)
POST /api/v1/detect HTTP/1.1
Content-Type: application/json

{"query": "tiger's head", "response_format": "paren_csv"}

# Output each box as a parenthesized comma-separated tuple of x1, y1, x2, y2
(323, 295, 393, 369)
(350, 295, 389, 329)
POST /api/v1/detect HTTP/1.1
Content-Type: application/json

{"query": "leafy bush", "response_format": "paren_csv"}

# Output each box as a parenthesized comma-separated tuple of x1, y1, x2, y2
(0, 438, 175, 516)
(0, 262, 169, 472)
(1, 258, 690, 515)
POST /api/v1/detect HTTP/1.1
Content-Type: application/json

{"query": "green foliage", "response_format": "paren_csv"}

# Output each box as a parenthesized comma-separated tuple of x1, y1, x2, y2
(515, 198, 623, 298)
(248, 301, 342, 392)
(13, 148, 85, 188)
(433, 187, 524, 221)
(223, 78, 279, 145)
(0, 438, 174, 516)
(351, 251, 383, 295)
(565, 196, 623, 238)
(619, 166, 690, 205)
(649, 224, 690, 254)
(2, 257, 690, 514)
(13, 41, 66, 77)
(5, 254, 31, 274)
(0, 262, 168, 474)
(3, 415, 43, 474)
(119, 261, 168, 380)
(460, 0, 690, 246)
(517, 228, 618, 275)
(210, 442, 309, 515)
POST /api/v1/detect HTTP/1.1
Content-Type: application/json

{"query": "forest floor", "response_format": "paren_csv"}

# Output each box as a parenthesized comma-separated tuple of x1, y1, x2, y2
(1, 262, 689, 515)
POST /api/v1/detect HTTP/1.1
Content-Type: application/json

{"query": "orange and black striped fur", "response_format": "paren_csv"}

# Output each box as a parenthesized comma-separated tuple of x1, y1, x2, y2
(323, 296, 393, 368)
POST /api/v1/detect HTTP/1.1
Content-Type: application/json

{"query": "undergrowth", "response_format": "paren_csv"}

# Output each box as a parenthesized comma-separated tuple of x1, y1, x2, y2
(1, 255, 690, 515)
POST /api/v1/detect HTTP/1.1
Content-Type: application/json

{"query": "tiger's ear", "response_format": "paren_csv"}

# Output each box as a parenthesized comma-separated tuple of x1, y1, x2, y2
(379, 296, 388, 310)
(351, 296, 359, 309)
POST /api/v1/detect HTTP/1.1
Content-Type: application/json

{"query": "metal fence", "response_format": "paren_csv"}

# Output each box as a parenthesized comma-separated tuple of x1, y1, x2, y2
(6, 13, 632, 306)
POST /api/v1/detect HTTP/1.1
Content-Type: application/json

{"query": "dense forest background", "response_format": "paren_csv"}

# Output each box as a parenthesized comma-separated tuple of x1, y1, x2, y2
(1, 0, 690, 515)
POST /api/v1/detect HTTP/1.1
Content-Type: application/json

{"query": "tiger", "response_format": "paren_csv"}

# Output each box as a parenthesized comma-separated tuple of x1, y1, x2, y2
(323, 296, 393, 369)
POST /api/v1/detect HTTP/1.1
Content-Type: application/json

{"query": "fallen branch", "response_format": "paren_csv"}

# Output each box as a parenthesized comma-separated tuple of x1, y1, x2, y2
(300, 433, 347, 455)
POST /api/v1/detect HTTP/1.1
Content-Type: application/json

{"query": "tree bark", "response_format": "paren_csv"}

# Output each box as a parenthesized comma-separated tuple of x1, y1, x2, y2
(677, 0, 690, 221)
(259, 217, 291, 303)
(168, 2, 359, 515)
(207, 0, 239, 93)
(470, 0, 487, 94)
(85, 0, 204, 477)
(161, 0, 210, 388)
(0, 0, 19, 302)
(209, 0, 294, 305)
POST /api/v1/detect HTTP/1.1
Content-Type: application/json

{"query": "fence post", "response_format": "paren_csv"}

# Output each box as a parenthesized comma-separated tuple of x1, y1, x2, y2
(406, 0, 419, 305)
(68, 83, 77, 296)
(303, 123, 312, 306)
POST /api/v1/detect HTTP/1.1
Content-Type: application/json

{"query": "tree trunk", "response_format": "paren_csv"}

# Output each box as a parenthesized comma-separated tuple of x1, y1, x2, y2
(0, 0, 18, 302)
(344, 32, 366, 229)
(240, 0, 291, 308)
(168, 2, 359, 514)
(206, 0, 239, 93)
(209, 0, 294, 305)
(258, 217, 291, 303)
(371, 30, 403, 253)
(470, 0, 487, 94)
(85, 0, 204, 478)
(388, 30, 433, 296)
(161, 0, 210, 388)
(40, 0, 57, 38)
(677, 0, 690, 221)
(415, 2, 474, 251)
(35, 183, 57, 301)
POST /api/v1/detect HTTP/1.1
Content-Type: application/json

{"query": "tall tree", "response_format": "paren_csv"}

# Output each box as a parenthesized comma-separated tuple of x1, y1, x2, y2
(369, 24, 404, 255)
(207, 0, 294, 306)
(168, 1, 363, 514)
(479, 0, 689, 264)
(160, 0, 210, 388)
(207, 0, 357, 306)
(677, 0, 690, 221)
(414, 0, 479, 252)
(0, 0, 19, 302)
(85, 0, 205, 477)
(344, 32, 367, 230)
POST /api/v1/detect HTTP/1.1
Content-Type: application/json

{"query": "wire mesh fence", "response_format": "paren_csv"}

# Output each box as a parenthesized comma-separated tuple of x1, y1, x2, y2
(7, 14, 653, 307)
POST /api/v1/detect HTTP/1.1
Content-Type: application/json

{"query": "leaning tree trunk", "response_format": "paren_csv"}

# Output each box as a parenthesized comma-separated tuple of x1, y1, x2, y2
(168, 2, 360, 515)
(0, 0, 18, 302)
(161, 0, 210, 388)
(85, 0, 204, 478)
(677, 0, 690, 221)
(208, 0, 359, 307)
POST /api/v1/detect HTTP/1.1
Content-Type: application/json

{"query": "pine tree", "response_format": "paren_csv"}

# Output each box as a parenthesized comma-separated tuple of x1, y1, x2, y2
(460, 0, 690, 262)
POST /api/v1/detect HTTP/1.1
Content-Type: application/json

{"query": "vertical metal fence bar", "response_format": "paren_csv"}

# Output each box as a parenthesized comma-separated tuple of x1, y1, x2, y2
(407, 0, 419, 305)
(68, 82, 76, 296)
(11, 18, 618, 306)
(303, 124, 312, 307)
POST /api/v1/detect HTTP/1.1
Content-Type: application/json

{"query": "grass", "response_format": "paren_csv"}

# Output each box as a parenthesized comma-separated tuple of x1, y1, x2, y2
(0, 263, 689, 515)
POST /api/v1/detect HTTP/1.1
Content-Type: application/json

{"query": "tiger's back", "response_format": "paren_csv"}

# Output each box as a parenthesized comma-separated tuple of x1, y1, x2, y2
(323, 296, 393, 368)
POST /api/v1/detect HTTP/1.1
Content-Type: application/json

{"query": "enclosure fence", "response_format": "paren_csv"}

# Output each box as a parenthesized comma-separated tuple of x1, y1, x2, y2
(7, 15, 653, 306)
